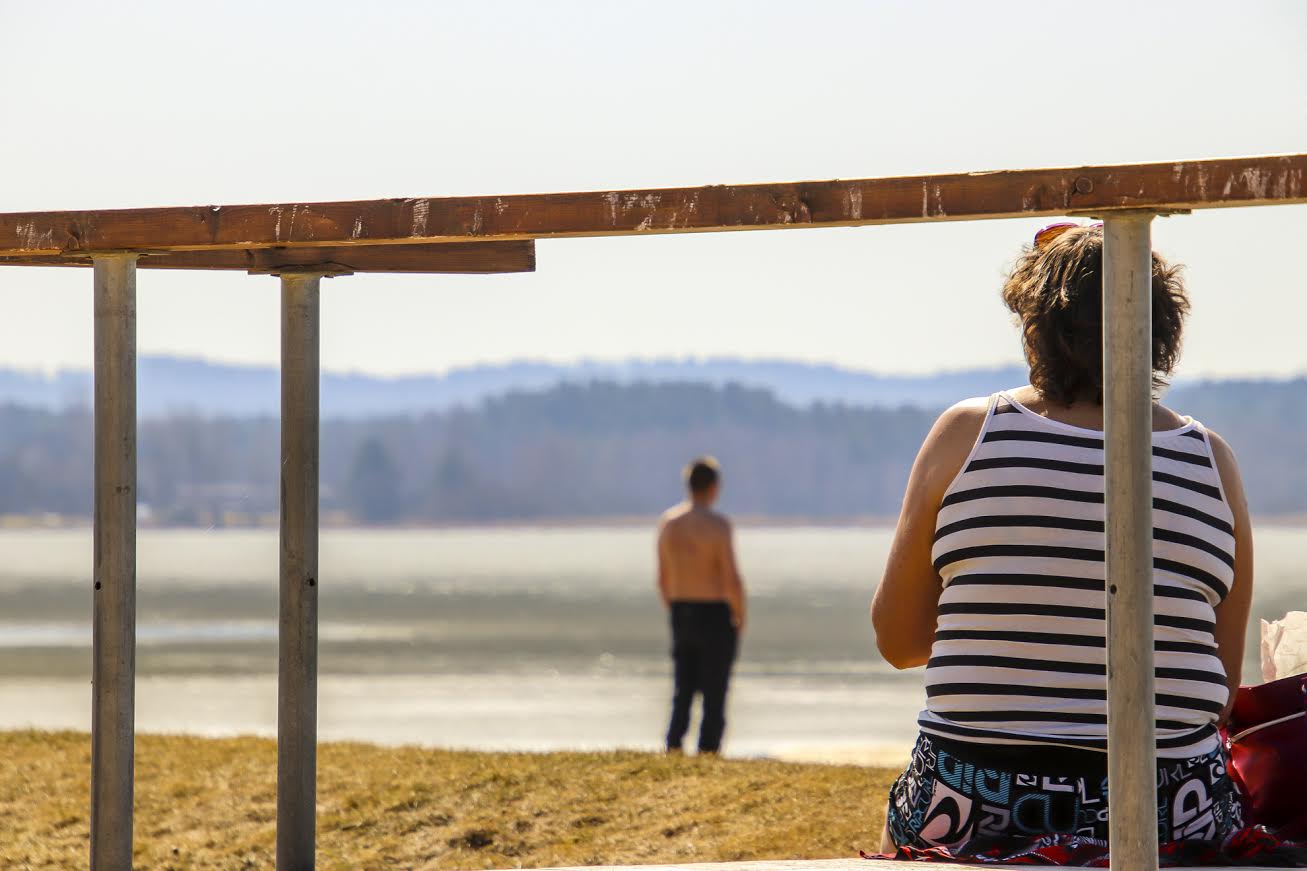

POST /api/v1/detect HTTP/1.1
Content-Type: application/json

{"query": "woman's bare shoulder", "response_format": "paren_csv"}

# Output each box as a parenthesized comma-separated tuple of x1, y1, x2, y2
(885, 395, 993, 525)
(943, 395, 993, 416)
(915, 396, 991, 486)
(1201, 425, 1236, 460)
(1153, 401, 1189, 430)
(931, 396, 991, 443)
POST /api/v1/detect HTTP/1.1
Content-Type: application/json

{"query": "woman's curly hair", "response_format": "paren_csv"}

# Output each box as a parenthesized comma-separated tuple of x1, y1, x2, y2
(1001, 225, 1190, 406)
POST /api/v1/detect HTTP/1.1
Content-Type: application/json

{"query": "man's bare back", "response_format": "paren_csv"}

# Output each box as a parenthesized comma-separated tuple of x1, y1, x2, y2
(657, 502, 745, 630)
(658, 457, 745, 754)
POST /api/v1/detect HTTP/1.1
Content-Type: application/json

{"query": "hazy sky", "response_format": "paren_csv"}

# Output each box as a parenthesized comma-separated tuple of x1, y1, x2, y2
(2, 1, 1304, 378)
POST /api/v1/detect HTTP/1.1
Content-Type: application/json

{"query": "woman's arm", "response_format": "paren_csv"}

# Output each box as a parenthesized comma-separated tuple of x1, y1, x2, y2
(1208, 429, 1254, 725)
(871, 399, 989, 669)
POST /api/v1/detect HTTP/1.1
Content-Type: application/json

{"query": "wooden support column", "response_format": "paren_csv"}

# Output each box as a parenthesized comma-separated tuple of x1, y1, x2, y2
(1102, 213, 1159, 869)
(91, 252, 138, 871)
(278, 272, 323, 871)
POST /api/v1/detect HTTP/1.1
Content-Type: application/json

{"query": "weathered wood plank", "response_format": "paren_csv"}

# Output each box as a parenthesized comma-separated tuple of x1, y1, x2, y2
(0, 154, 1303, 257)
(0, 240, 534, 273)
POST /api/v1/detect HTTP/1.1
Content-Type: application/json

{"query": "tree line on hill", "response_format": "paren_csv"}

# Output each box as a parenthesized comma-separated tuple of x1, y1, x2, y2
(1, 377, 1305, 524)
(0, 355, 1030, 417)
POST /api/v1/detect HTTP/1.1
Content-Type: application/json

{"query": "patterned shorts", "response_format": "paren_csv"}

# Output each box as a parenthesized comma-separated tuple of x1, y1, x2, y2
(886, 732, 1243, 849)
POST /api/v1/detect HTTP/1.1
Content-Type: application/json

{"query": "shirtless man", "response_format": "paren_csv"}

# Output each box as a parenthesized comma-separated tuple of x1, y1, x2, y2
(656, 456, 746, 755)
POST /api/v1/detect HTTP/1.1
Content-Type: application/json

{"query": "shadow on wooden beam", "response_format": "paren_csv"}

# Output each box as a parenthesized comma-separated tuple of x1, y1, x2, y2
(0, 241, 535, 274)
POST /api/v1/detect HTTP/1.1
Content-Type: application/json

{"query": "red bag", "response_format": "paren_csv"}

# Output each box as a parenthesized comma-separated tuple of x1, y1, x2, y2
(1226, 673, 1307, 838)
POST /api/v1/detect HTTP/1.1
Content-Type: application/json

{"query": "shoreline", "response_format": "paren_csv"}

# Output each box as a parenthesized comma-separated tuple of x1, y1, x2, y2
(0, 674, 922, 770)
(0, 721, 910, 769)
(1, 513, 904, 531)
(5, 514, 1307, 531)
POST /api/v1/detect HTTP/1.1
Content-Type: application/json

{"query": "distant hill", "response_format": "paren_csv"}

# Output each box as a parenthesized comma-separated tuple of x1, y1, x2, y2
(0, 381, 936, 523)
(3, 375, 1307, 522)
(0, 355, 1030, 418)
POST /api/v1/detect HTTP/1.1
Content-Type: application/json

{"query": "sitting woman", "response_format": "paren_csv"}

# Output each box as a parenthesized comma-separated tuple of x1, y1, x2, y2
(871, 223, 1253, 850)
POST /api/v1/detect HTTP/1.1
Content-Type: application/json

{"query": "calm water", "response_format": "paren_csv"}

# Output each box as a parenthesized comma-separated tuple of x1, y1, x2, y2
(0, 526, 1302, 758)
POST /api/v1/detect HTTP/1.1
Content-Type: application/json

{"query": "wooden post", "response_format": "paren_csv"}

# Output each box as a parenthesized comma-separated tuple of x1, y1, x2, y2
(278, 272, 321, 871)
(1102, 213, 1159, 868)
(91, 252, 138, 871)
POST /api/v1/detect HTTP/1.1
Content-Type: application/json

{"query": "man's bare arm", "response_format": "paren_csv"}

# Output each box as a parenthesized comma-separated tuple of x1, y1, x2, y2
(721, 520, 746, 632)
(656, 520, 672, 608)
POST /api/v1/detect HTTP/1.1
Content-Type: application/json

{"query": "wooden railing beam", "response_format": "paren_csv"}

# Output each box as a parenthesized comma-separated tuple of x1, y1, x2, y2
(0, 154, 1303, 257)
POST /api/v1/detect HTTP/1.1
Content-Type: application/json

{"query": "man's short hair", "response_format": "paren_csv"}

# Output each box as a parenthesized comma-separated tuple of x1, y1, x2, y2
(685, 457, 720, 494)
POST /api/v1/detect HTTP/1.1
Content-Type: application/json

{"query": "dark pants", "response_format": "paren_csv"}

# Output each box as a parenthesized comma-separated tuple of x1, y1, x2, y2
(665, 601, 738, 753)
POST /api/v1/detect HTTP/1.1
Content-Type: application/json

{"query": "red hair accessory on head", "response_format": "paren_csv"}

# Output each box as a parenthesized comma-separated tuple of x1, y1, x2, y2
(1033, 221, 1102, 249)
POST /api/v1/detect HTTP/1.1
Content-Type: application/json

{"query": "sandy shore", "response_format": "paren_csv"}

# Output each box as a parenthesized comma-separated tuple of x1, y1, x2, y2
(771, 745, 910, 769)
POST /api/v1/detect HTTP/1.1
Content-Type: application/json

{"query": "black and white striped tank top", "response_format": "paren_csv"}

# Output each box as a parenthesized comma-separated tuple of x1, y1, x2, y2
(918, 390, 1234, 758)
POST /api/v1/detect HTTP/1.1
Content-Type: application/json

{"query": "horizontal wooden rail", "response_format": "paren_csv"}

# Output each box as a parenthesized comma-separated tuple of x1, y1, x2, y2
(0, 154, 1303, 259)
(0, 241, 534, 274)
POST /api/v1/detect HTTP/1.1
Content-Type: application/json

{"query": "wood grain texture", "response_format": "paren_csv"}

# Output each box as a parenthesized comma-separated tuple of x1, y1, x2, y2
(278, 274, 320, 870)
(90, 254, 137, 871)
(1102, 215, 1160, 867)
(0, 241, 534, 273)
(0, 154, 1303, 257)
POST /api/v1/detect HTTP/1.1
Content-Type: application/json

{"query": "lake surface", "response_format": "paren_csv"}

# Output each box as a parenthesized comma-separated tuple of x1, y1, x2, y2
(0, 526, 1301, 760)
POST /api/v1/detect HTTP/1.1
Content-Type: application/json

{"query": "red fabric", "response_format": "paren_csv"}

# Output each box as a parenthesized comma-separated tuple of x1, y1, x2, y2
(860, 827, 1307, 866)
(1225, 674, 1307, 839)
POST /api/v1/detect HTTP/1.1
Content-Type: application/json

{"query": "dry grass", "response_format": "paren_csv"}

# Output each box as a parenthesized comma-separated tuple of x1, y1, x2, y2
(0, 731, 896, 870)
